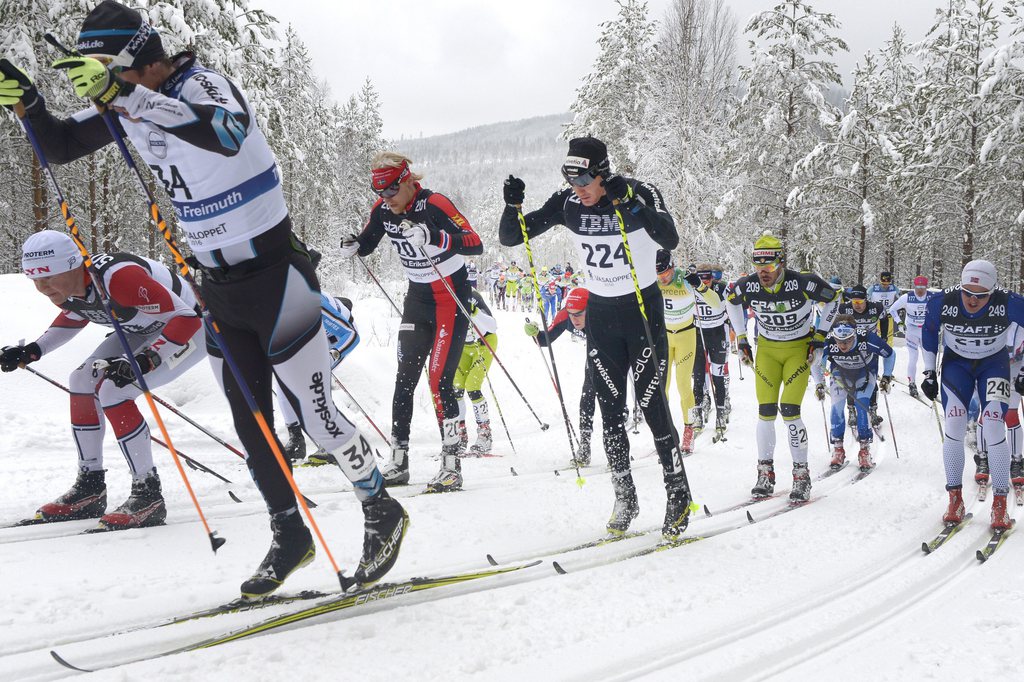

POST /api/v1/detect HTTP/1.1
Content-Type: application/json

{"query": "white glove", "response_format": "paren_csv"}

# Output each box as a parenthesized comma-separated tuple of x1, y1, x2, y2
(339, 234, 360, 258)
(402, 220, 430, 250)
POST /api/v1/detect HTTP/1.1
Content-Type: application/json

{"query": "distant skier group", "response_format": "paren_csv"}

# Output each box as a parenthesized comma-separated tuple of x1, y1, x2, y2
(1, 0, 1020, 602)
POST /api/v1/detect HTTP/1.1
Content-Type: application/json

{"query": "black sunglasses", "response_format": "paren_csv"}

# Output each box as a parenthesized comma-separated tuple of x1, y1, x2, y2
(962, 289, 992, 301)
(375, 178, 402, 198)
(563, 168, 603, 187)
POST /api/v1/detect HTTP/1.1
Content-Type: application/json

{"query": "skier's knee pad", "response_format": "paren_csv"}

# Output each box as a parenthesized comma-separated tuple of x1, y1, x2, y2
(759, 403, 778, 419)
(779, 403, 801, 419)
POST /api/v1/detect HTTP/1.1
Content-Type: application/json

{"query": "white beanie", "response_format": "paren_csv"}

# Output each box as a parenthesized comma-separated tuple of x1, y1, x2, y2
(21, 230, 83, 279)
(961, 259, 997, 291)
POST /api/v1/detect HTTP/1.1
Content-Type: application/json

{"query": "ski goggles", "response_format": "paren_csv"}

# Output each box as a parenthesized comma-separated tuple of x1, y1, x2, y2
(562, 167, 604, 187)
(567, 309, 586, 318)
(962, 288, 993, 301)
(751, 255, 781, 272)
(371, 162, 410, 197)
(831, 324, 856, 341)
(879, 276, 893, 284)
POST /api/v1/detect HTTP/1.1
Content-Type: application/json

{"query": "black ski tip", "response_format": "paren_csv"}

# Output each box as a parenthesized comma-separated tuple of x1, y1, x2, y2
(976, 549, 987, 563)
(553, 469, 561, 476)
(552, 561, 567, 575)
(228, 490, 242, 503)
(486, 554, 498, 566)
(184, 458, 199, 471)
(209, 532, 226, 553)
(703, 504, 711, 518)
(338, 572, 357, 592)
(51, 650, 92, 673)
(921, 542, 932, 555)
(510, 467, 518, 477)
(302, 494, 318, 509)
(746, 510, 755, 524)
(541, 423, 550, 431)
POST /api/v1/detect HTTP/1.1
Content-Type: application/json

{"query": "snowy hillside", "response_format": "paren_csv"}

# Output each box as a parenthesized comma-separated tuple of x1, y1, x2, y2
(1, 272, 1022, 681)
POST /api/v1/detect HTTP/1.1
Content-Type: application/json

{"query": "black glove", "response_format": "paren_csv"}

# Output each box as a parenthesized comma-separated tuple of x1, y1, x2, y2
(0, 59, 40, 111)
(603, 175, 634, 205)
(879, 375, 892, 393)
(0, 342, 41, 372)
(1015, 371, 1024, 397)
(503, 175, 525, 206)
(737, 338, 753, 366)
(921, 370, 939, 402)
(100, 350, 161, 388)
(684, 273, 703, 288)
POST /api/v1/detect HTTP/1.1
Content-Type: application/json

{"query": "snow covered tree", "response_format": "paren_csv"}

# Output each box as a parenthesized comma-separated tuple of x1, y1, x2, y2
(564, 0, 657, 174)
(723, 0, 847, 268)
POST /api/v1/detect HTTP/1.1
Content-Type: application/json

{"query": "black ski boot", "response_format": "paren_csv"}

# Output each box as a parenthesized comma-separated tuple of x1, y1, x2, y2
(240, 511, 316, 599)
(975, 452, 990, 484)
(908, 381, 919, 399)
(573, 429, 592, 467)
(354, 489, 409, 586)
(607, 473, 640, 535)
(37, 469, 107, 522)
(751, 460, 775, 497)
(790, 462, 812, 503)
(662, 472, 693, 542)
(381, 441, 410, 487)
(100, 470, 166, 530)
(869, 405, 883, 427)
(282, 422, 306, 462)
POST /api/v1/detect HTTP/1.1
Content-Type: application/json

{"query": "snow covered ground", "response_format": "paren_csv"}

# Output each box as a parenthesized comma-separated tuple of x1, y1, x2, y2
(1, 271, 1023, 681)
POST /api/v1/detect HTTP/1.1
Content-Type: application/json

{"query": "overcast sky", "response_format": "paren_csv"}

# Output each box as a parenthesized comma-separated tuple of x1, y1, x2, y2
(252, 0, 943, 139)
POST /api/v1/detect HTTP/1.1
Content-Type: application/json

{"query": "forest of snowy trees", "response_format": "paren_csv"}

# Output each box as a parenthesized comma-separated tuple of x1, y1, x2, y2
(3, 0, 1024, 290)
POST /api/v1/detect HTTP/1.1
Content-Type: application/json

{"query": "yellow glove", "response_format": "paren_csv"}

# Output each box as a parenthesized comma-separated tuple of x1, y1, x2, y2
(52, 57, 130, 105)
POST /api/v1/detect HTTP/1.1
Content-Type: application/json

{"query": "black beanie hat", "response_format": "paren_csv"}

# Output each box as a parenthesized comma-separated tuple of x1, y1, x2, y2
(77, 1, 164, 70)
(562, 136, 610, 180)
(656, 249, 673, 273)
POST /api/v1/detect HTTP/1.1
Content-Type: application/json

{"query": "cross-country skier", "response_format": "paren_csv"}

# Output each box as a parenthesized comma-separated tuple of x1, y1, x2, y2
(525, 287, 595, 466)
(277, 293, 360, 465)
(340, 151, 483, 492)
(506, 264, 522, 312)
(811, 314, 893, 471)
(500, 136, 693, 540)
(693, 263, 732, 440)
(2, 231, 206, 530)
(655, 251, 715, 453)
(0, 1, 407, 595)
(922, 259, 1024, 530)
(726, 233, 839, 501)
(869, 270, 900, 382)
(453, 290, 498, 456)
(541, 275, 562, 320)
(839, 285, 889, 428)
(887, 276, 931, 397)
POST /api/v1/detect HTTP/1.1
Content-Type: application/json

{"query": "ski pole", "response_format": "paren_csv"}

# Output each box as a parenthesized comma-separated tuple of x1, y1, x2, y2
(10, 98, 224, 553)
(932, 399, 945, 442)
(44, 34, 346, 588)
(331, 372, 390, 448)
(410, 237, 550, 433)
(818, 392, 831, 453)
(610, 194, 693, 498)
(22, 365, 244, 499)
(882, 388, 900, 458)
(525, 316, 578, 447)
(486, 374, 517, 455)
(515, 209, 582, 482)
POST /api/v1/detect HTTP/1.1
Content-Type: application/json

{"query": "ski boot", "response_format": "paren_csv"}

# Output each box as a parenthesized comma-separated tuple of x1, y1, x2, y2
(1011, 458, 1024, 505)
(713, 411, 728, 443)
(847, 403, 857, 428)
(908, 381, 919, 399)
(457, 420, 469, 455)
(869, 404, 883, 428)
(607, 473, 640, 535)
(681, 425, 695, 454)
(662, 472, 693, 542)
(282, 422, 306, 463)
(381, 441, 410, 487)
(424, 445, 462, 493)
(305, 448, 337, 467)
(354, 489, 409, 586)
(700, 392, 712, 423)
(974, 452, 990, 484)
(991, 494, 1012, 531)
(751, 460, 775, 497)
(691, 408, 705, 434)
(240, 511, 316, 598)
(943, 487, 965, 525)
(468, 423, 492, 457)
(37, 469, 107, 522)
(99, 471, 166, 530)
(573, 429, 592, 467)
(790, 462, 812, 503)
(830, 441, 846, 470)
(857, 439, 873, 472)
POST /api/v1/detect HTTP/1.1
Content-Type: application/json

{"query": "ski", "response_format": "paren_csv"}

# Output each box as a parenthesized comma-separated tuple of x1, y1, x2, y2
(711, 426, 728, 444)
(706, 462, 849, 517)
(976, 521, 1014, 562)
(50, 560, 543, 673)
(921, 513, 974, 554)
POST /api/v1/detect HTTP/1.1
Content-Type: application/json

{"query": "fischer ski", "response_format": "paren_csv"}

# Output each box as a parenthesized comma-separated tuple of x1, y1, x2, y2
(976, 521, 1015, 562)
(50, 560, 543, 673)
(921, 513, 974, 554)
